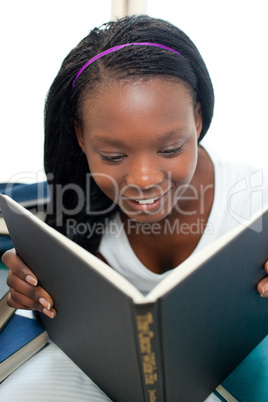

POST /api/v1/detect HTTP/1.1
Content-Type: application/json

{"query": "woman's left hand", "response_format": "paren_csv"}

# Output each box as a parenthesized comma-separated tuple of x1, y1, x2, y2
(257, 261, 268, 297)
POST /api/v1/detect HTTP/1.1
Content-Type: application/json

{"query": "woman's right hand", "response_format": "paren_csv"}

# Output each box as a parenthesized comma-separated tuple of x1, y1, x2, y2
(2, 248, 56, 318)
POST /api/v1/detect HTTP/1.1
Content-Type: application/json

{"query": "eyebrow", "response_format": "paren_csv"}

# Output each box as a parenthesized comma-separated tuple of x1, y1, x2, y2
(95, 136, 125, 146)
(95, 128, 188, 146)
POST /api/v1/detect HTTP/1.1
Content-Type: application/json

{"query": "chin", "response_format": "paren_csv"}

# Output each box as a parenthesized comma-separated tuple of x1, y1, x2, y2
(125, 210, 171, 225)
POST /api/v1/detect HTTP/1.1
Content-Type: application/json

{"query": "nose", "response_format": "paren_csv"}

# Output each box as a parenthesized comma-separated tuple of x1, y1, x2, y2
(125, 157, 164, 190)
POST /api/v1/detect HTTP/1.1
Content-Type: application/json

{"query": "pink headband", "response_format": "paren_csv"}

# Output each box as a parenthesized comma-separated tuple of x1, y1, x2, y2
(72, 42, 183, 88)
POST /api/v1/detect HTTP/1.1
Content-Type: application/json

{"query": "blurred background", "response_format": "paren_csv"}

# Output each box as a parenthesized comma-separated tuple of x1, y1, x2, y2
(1, 0, 267, 183)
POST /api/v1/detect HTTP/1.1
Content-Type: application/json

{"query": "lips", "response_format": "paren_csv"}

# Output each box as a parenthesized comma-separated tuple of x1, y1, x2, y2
(133, 196, 160, 205)
(121, 189, 171, 213)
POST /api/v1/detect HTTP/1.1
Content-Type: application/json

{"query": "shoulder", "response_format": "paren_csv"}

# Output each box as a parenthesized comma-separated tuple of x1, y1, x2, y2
(194, 143, 268, 249)
(203, 143, 268, 198)
(203, 143, 268, 228)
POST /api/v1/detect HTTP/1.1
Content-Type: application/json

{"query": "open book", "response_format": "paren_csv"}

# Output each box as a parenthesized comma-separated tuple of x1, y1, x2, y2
(0, 193, 268, 402)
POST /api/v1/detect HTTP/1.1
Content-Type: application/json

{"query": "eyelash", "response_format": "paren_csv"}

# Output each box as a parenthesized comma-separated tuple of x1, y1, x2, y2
(158, 146, 184, 157)
(99, 146, 184, 163)
(99, 154, 127, 163)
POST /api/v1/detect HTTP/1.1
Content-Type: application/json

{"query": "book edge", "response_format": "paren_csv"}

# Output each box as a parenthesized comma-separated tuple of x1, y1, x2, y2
(2, 194, 267, 306)
(144, 205, 268, 302)
(215, 384, 239, 402)
(0, 294, 16, 331)
(0, 194, 144, 302)
(0, 331, 48, 382)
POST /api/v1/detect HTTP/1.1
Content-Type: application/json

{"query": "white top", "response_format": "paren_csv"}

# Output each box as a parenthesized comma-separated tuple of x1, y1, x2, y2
(99, 144, 268, 294)
(1, 145, 267, 401)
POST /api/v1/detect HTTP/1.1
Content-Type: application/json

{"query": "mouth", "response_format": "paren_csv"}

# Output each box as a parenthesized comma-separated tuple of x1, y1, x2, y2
(132, 196, 161, 205)
(121, 189, 171, 212)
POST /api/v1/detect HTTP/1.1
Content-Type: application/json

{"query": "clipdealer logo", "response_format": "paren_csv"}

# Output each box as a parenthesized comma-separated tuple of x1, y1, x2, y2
(227, 170, 264, 233)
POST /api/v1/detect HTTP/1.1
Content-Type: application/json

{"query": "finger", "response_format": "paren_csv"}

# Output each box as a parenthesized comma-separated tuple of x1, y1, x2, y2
(2, 249, 38, 286)
(7, 292, 32, 310)
(257, 276, 268, 297)
(257, 261, 268, 296)
(264, 260, 268, 273)
(7, 291, 56, 319)
(7, 271, 55, 312)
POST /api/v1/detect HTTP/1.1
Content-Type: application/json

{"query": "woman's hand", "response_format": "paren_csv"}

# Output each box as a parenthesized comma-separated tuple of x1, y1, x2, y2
(257, 261, 268, 297)
(2, 249, 56, 318)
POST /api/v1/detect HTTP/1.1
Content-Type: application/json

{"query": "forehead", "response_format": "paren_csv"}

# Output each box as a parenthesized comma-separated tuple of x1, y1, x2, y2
(79, 77, 195, 133)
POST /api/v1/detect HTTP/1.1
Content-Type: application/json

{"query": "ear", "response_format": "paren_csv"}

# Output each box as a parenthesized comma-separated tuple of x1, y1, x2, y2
(194, 102, 203, 140)
(74, 120, 86, 153)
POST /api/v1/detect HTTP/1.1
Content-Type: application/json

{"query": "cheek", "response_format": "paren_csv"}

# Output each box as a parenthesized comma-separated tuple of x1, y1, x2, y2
(169, 148, 198, 185)
(86, 155, 122, 201)
(92, 174, 119, 200)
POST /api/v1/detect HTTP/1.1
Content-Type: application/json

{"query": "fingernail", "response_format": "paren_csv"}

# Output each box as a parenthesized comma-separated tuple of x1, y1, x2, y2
(262, 283, 268, 292)
(260, 284, 268, 297)
(43, 308, 55, 319)
(39, 297, 51, 311)
(26, 275, 38, 286)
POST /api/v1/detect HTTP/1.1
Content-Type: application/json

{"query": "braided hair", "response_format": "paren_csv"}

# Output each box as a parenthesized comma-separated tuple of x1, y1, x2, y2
(44, 15, 214, 254)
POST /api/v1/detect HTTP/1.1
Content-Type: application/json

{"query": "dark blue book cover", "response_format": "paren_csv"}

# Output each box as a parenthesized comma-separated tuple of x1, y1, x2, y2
(0, 182, 50, 208)
(0, 313, 48, 382)
(0, 314, 46, 363)
(0, 236, 14, 255)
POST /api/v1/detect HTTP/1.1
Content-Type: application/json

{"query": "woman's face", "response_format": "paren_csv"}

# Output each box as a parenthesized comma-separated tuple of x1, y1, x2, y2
(75, 77, 202, 223)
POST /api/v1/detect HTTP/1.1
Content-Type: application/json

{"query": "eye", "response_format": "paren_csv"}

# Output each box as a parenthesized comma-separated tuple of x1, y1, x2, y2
(99, 153, 127, 163)
(158, 146, 184, 157)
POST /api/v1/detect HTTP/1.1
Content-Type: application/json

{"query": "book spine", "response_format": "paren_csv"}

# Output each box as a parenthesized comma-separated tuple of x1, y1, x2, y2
(134, 303, 164, 402)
